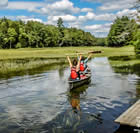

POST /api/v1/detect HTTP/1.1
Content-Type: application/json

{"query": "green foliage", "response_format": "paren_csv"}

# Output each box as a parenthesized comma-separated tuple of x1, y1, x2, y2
(107, 16, 140, 54)
(107, 16, 138, 47)
(96, 38, 106, 46)
(0, 17, 96, 48)
(62, 28, 96, 46)
(133, 29, 140, 54)
(16, 42, 21, 49)
(57, 17, 64, 28)
(7, 28, 17, 48)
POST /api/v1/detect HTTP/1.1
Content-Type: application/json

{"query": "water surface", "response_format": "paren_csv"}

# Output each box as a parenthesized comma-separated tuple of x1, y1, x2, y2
(0, 57, 140, 133)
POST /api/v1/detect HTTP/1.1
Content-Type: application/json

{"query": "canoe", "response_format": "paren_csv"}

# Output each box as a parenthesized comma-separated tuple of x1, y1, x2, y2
(68, 71, 91, 90)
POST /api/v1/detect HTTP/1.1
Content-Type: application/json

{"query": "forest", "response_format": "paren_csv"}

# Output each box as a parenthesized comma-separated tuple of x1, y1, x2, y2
(106, 16, 140, 53)
(0, 16, 139, 53)
(0, 17, 97, 48)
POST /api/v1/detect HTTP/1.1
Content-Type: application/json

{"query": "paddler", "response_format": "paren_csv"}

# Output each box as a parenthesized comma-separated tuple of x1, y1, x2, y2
(67, 55, 82, 80)
(79, 54, 92, 73)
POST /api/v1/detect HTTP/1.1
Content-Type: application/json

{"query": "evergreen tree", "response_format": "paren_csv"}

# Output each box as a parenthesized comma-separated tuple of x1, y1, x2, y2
(57, 18, 64, 46)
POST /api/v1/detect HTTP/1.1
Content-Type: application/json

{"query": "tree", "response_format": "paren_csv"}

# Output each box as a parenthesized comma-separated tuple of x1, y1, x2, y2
(0, 17, 97, 48)
(7, 28, 17, 48)
(107, 16, 137, 47)
(132, 0, 140, 54)
(133, 28, 140, 54)
(18, 27, 28, 48)
(57, 17, 64, 28)
(57, 18, 64, 46)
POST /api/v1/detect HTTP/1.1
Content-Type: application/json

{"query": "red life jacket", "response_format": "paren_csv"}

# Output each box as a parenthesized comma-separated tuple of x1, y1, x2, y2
(80, 62, 85, 71)
(71, 67, 78, 79)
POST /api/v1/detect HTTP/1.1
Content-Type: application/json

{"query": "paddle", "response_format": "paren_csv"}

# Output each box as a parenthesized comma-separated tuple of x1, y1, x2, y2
(88, 50, 102, 54)
(65, 50, 102, 56)
(76, 50, 102, 55)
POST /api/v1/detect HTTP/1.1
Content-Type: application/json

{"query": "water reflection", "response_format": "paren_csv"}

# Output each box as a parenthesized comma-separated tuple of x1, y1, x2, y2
(68, 85, 102, 121)
(68, 85, 89, 112)
(0, 57, 140, 133)
(41, 85, 102, 133)
(69, 90, 81, 112)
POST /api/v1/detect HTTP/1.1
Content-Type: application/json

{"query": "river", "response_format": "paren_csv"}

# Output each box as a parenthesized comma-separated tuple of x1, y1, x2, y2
(0, 57, 140, 133)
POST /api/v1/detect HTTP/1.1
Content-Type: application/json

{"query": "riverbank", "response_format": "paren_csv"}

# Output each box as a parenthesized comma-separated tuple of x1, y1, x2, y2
(0, 45, 139, 78)
(0, 45, 135, 60)
(109, 55, 140, 75)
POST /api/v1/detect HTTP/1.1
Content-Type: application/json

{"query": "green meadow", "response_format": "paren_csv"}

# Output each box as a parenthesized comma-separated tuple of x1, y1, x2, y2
(0, 45, 139, 77)
(0, 45, 135, 59)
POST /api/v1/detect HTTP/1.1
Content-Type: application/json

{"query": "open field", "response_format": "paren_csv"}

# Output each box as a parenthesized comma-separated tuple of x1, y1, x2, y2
(0, 45, 139, 78)
(0, 45, 135, 60)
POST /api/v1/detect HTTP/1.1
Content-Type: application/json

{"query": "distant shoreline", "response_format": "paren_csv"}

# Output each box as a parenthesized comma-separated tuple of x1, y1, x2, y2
(0, 46, 139, 78)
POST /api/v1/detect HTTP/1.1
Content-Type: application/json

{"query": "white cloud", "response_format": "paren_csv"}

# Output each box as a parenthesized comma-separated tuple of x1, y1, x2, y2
(83, 0, 137, 11)
(81, 8, 93, 12)
(86, 12, 95, 19)
(95, 13, 115, 21)
(78, 11, 115, 22)
(7, 0, 80, 16)
(0, 0, 8, 7)
(7, 1, 43, 12)
(46, 14, 77, 25)
(84, 23, 112, 37)
(36, 0, 80, 15)
(78, 8, 137, 24)
(85, 24, 101, 31)
(98, 0, 137, 11)
(16, 16, 43, 23)
(85, 23, 112, 32)
(48, 15, 77, 22)
(68, 21, 83, 28)
(116, 9, 137, 17)
(78, 12, 95, 22)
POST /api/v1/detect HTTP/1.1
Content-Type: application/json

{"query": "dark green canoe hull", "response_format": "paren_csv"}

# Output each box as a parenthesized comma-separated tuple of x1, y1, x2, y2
(68, 73, 91, 90)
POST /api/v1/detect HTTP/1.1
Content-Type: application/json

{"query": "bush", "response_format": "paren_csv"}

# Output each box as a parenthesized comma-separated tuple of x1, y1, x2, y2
(16, 42, 21, 49)
(134, 40, 140, 54)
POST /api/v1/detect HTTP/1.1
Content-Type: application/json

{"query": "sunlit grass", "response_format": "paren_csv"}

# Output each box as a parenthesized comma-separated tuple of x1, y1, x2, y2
(0, 45, 135, 60)
(0, 58, 66, 76)
(0, 45, 139, 77)
(109, 55, 140, 67)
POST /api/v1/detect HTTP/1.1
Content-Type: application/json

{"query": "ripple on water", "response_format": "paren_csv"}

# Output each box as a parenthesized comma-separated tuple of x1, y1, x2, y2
(0, 57, 139, 133)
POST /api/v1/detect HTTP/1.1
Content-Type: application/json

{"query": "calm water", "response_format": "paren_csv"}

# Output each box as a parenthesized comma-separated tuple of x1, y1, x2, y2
(0, 57, 140, 133)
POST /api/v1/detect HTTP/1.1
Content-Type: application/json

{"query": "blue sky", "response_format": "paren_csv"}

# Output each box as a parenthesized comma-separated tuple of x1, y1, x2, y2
(0, 0, 137, 37)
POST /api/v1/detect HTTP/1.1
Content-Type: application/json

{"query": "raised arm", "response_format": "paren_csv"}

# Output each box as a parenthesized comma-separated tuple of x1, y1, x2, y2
(67, 56, 72, 68)
(87, 54, 92, 60)
(84, 54, 92, 63)
(76, 55, 82, 71)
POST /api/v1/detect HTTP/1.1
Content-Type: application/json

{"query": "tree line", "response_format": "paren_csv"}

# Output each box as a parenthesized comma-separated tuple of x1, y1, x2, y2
(0, 17, 97, 49)
(106, 0, 140, 54)
(0, 16, 139, 54)
(106, 16, 140, 53)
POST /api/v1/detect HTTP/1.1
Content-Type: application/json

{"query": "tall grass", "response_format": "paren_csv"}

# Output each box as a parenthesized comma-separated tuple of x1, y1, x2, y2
(0, 45, 135, 60)
(0, 45, 138, 77)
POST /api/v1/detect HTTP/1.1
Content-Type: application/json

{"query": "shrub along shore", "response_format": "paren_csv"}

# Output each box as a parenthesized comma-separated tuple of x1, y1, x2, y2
(0, 46, 140, 78)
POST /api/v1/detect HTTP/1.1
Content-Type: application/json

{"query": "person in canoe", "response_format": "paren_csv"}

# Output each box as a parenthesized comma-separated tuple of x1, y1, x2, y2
(78, 54, 92, 74)
(67, 55, 82, 80)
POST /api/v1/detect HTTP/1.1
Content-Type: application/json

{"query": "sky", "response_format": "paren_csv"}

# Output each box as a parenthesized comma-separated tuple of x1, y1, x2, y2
(0, 0, 138, 37)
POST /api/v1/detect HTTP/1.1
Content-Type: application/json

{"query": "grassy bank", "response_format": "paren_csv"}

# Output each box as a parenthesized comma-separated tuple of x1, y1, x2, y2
(109, 55, 140, 67)
(0, 45, 139, 78)
(109, 55, 140, 75)
(0, 45, 135, 60)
